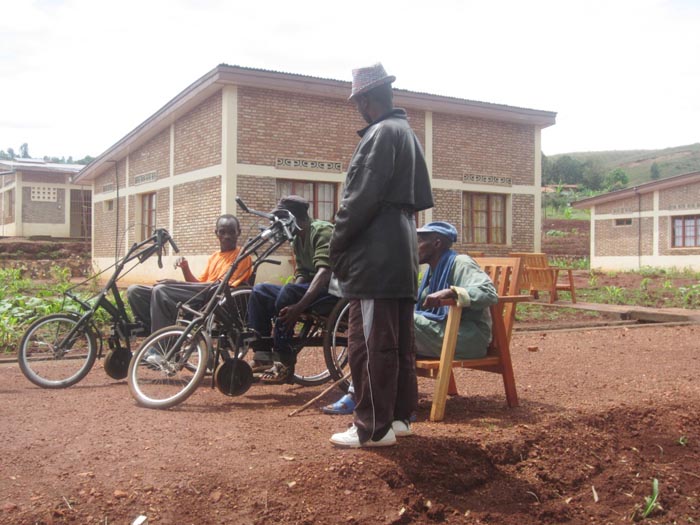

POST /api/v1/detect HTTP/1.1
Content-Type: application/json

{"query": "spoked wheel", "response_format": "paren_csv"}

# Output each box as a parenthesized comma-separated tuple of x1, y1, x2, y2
(292, 315, 333, 387)
(127, 325, 209, 409)
(18, 313, 97, 389)
(323, 299, 350, 393)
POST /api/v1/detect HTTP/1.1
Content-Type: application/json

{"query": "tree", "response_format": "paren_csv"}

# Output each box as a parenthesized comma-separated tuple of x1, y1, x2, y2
(6, 148, 15, 159)
(650, 162, 661, 180)
(604, 168, 629, 191)
(546, 155, 585, 186)
(19, 143, 30, 158)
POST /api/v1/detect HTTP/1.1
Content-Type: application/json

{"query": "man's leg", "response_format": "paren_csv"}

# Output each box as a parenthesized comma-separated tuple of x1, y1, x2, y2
(247, 283, 283, 337)
(349, 298, 403, 444)
(127, 285, 153, 334)
(150, 282, 212, 332)
(394, 299, 418, 423)
(272, 283, 310, 366)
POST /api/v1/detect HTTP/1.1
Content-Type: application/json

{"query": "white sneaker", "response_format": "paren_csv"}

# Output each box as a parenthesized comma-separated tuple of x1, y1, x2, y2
(329, 424, 397, 448)
(391, 419, 413, 437)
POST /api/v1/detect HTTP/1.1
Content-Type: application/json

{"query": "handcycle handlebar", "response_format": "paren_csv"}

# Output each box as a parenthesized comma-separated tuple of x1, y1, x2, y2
(236, 196, 299, 242)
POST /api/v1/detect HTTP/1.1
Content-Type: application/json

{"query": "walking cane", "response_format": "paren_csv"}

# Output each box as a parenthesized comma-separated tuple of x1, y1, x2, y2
(288, 371, 351, 417)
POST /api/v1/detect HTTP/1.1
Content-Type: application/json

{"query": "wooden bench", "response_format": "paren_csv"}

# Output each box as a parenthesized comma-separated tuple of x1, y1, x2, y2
(415, 257, 530, 422)
(509, 252, 576, 303)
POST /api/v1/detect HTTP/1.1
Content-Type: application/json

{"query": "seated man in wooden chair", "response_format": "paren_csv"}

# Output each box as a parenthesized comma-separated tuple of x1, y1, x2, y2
(322, 221, 498, 420)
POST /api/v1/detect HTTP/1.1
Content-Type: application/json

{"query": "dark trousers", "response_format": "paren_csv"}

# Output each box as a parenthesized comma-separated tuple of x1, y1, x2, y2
(247, 282, 311, 366)
(348, 298, 417, 443)
(127, 282, 213, 335)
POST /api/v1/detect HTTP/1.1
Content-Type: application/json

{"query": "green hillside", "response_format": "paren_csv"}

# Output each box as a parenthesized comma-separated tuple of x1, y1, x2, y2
(550, 143, 700, 186)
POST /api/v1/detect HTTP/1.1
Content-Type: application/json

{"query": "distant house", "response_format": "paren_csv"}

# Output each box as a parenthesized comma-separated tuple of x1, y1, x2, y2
(75, 64, 556, 283)
(572, 171, 700, 270)
(0, 158, 91, 239)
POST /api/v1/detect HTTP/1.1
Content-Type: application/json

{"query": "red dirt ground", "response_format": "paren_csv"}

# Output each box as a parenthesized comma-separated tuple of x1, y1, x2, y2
(1, 320, 699, 525)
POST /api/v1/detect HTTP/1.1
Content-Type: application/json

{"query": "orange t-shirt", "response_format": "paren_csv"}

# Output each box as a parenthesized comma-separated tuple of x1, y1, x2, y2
(198, 248, 253, 286)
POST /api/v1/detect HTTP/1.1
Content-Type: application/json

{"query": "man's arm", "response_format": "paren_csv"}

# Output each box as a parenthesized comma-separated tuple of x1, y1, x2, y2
(422, 258, 498, 309)
(331, 127, 396, 254)
(277, 267, 332, 327)
(175, 257, 199, 282)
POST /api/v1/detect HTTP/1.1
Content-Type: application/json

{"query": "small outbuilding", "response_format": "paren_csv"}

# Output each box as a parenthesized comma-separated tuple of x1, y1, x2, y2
(0, 158, 91, 239)
(572, 170, 700, 270)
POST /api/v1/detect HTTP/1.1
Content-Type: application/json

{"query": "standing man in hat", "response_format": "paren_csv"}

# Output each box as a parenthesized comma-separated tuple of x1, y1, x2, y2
(329, 63, 433, 448)
(247, 195, 335, 384)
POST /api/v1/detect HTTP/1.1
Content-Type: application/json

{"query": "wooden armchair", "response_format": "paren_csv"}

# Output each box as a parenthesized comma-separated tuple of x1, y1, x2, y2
(415, 257, 530, 422)
(509, 252, 576, 303)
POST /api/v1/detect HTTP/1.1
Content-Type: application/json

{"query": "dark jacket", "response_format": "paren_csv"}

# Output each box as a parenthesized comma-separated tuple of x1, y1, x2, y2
(330, 109, 433, 299)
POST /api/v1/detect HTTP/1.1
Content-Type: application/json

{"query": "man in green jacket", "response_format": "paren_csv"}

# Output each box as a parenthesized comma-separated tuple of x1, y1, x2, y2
(323, 221, 498, 417)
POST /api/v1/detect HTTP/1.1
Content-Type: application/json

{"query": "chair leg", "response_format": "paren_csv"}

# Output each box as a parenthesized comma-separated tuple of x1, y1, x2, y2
(448, 371, 458, 396)
(429, 306, 462, 422)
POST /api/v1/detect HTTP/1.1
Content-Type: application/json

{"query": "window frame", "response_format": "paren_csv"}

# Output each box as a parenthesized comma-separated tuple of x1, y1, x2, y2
(139, 192, 157, 242)
(672, 214, 700, 248)
(462, 191, 507, 245)
(276, 179, 338, 222)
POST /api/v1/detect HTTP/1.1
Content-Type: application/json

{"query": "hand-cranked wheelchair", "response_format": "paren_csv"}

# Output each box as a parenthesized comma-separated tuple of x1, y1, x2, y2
(126, 198, 350, 409)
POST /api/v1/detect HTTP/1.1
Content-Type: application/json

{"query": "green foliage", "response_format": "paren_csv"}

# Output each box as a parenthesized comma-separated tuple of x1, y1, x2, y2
(650, 161, 661, 180)
(604, 168, 629, 191)
(603, 285, 625, 304)
(678, 436, 688, 446)
(545, 229, 568, 237)
(641, 478, 660, 519)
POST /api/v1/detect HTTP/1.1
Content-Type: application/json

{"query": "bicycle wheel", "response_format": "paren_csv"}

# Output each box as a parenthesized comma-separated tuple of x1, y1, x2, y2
(323, 299, 350, 392)
(18, 313, 97, 389)
(292, 315, 333, 387)
(127, 325, 209, 409)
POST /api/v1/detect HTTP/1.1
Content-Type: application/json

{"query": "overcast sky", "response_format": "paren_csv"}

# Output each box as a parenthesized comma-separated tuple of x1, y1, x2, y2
(1, 0, 699, 161)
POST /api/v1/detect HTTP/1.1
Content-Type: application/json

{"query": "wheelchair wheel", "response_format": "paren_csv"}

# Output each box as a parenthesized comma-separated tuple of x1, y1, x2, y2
(323, 298, 350, 393)
(292, 314, 333, 387)
(127, 325, 208, 409)
(18, 313, 97, 389)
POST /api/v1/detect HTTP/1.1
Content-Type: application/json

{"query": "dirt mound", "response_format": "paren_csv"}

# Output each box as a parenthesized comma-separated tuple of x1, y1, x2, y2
(0, 238, 90, 277)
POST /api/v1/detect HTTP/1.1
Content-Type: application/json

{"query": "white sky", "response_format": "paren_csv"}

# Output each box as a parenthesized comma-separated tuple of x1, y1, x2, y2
(1, 0, 699, 160)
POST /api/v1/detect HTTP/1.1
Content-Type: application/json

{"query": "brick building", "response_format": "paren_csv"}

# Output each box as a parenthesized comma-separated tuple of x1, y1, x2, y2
(75, 64, 556, 283)
(572, 171, 700, 270)
(0, 158, 91, 238)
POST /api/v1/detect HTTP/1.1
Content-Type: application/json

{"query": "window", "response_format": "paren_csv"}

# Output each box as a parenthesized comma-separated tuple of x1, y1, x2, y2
(31, 187, 58, 202)
(462, 192, 506, 244)
(276, 180, 337, 222)
(615, 218, 632, 226)
(103, 200, 114, 212)
(672, 215, 700, 247)
(2, 189, 13, 220)
(139, 192, 157, 241)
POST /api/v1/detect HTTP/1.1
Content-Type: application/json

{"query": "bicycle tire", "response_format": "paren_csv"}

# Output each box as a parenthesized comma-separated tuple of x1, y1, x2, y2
(323, 298, 350, 392)
(18, 313, 98, 389)
(127, 325, 209, 409)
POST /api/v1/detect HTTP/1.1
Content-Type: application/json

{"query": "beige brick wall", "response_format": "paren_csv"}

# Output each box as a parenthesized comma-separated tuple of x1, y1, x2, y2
(129, 129, 170, 184)
(511, 194, 536, 253)
(237, 87, 361, 167)
(659, 181, 700, 210)
(174, 92, 222, 175)
(235, 175, 294, 259)
(595, 217, 653, 256)
(432, 113, 534, 185)
(173, 177, 221, 254)
(22, 187, 65, 223)
(21, 171, 68, 184)
(596, 194, 653, 214)
(94, 197, 126, 257)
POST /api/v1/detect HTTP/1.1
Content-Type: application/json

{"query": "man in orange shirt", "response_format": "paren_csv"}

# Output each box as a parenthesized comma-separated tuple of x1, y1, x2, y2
(127, 214, 252, 335)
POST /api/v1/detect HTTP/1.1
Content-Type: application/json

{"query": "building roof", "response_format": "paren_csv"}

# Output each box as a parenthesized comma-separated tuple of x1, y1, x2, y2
(572, 170, 700, 208)
(0, 158, 84, 175)
(76, 64, 557, 183)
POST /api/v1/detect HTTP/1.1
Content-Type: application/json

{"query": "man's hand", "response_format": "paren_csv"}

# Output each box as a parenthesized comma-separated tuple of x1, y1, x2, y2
(422, 288, 457, 308)
(277, 303, 305, 329)
(173, 256, 189, 270)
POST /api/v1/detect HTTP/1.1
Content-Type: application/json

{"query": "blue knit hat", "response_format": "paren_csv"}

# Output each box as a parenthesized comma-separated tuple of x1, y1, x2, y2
(416, 221, 458, 242)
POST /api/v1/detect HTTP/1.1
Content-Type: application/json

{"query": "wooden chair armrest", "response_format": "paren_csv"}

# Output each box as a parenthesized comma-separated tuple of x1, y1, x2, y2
(498, 294, 533, 303)
(437, 294, 532, 307)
